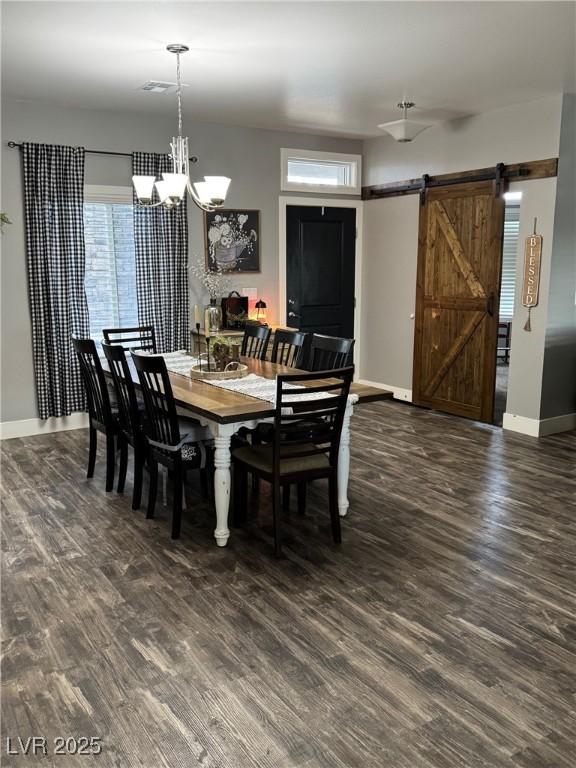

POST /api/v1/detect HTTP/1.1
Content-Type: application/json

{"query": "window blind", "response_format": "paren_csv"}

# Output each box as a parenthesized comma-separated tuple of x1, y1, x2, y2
(84, 202, 138, 345)
(499, 205, 520, 320)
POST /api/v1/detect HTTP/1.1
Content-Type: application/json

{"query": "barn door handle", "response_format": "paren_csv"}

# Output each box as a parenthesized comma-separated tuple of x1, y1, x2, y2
(486, 293, 495, 316)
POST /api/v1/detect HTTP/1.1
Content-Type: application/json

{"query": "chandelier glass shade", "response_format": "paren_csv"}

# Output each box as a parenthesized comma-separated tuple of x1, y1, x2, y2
(378, 101, 432, 143)
(132, 44, 231, 212)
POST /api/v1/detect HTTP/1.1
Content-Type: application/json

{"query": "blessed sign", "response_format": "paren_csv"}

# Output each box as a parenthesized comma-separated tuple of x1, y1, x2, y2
(522, 233, 542, 308)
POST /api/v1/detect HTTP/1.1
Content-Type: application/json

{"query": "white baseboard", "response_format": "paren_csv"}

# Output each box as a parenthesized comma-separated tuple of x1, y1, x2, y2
(357, 379, 412, 402)
(0, 412, 89, 440)
(503, 411, 576, 437)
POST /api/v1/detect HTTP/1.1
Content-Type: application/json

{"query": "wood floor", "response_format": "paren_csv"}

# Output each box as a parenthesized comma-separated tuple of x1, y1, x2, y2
(1, 402, 575, 768)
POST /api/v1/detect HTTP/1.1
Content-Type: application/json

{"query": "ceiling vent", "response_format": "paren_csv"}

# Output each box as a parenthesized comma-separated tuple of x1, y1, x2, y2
(140, 81, 176, 94)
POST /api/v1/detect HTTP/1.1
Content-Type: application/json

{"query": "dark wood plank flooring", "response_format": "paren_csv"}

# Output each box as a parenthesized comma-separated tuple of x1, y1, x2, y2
(1, 402, 575, 767)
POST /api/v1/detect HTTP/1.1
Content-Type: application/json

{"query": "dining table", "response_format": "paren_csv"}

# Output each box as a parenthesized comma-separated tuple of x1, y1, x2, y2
(102, 354, 392, 547)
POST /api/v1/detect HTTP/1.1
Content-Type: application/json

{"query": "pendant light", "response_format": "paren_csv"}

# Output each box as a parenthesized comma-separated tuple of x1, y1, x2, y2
(132, 44, 231, 211)
(378, 101, 432, 143)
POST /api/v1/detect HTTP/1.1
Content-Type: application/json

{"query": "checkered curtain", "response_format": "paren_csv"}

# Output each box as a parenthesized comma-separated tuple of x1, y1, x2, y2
(22, 143, 89, 419)
(132, 152, 189, 352)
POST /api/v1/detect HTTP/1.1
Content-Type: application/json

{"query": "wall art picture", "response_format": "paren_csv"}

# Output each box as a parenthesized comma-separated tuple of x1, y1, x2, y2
(204, 209, 260, 273)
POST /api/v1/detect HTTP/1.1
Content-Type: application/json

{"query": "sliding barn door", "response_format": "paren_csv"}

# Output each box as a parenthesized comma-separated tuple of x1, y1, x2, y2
(413, 181, 504, 423)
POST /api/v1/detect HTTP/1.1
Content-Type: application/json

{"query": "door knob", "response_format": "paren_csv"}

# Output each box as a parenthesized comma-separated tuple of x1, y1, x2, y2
(288, 311, 300, 318)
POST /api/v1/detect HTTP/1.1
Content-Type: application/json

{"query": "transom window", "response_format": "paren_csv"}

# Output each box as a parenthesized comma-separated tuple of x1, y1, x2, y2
(281, 149, 361, 195)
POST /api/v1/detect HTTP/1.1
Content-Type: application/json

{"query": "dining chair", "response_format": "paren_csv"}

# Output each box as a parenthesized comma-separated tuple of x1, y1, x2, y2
(241, 323, 271, 360)
(72, 337, 118, 492)
(307, 334, 355, 371)
(131, 352, 212, 539)
(232, 367, 354, 556)
(102, 342, 148, 510)
(270, 329, 307, 368)
(102, 325, 157, 352)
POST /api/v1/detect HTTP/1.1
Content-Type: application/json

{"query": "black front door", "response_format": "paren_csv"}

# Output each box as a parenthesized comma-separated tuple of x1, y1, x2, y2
(286, 205, 356, 338)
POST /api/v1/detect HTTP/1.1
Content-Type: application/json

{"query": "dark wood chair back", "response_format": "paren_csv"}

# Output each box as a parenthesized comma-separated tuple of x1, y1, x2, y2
(72, 337, 114, 428)
(270, 329, 307, 368)
(102, 342, 141, 437)
(102, 325, 157, 352)
(241, 323, 272, 360)
(273, 367, 354, 469)
(131, 352, 180, 450)
(308, 334, 355, 371)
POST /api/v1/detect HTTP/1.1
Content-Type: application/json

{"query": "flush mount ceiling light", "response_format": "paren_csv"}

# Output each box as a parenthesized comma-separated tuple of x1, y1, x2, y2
(378, 101, 432, 143)
(132, 44, 231, 212)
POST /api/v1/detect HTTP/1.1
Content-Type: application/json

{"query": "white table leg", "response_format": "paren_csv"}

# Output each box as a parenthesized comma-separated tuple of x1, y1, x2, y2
(212, 424, 234, 547)
(338, 403, 354, 517)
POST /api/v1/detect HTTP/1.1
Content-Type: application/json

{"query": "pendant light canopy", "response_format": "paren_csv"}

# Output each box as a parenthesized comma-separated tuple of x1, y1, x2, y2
(378, 101, 432, 143)
(132, 44, 231, 212)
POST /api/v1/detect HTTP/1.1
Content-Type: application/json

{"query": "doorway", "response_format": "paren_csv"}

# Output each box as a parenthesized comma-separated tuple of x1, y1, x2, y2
(412, 180, 505, 424)
(286, 204, 356, 337)
(493, 202, 521, 425)
(279, 198, 363, 366)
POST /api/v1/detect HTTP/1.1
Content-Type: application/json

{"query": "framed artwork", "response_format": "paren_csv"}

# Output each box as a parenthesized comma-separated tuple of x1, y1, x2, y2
(204, 209, 260, 273)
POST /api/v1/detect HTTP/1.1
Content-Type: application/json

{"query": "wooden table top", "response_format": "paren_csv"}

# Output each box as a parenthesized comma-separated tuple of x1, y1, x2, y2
(102, 355, 393, 424)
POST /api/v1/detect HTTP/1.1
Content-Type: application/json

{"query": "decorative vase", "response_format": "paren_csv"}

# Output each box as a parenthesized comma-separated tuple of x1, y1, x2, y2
(204, 299, 222, 333)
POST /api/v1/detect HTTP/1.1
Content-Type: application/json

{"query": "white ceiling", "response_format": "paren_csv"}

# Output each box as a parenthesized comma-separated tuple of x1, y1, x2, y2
(2, 1, 575, 138)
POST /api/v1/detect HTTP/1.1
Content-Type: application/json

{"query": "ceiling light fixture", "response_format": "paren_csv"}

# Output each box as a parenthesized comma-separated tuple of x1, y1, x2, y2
(132, 44, 231, 212)
(378, 101, 432, 143)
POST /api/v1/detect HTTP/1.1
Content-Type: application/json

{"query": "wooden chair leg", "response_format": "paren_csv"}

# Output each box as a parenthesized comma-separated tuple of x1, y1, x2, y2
(105, 432, 115, 492)
(297, 483, 307, 516)
(132, 447, 144, 511)
(147, 458, 158, 519)
(328, 475, 341, 544)
(87, 425, 97, 479)
(117, 436, 128, 493)
(171, 462, 183, 539)
(273, 480, 282, 557)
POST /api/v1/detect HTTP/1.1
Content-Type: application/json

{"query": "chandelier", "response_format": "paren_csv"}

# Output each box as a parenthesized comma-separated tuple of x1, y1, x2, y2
(132, 44, 231, 212)
(378, 101, 431, 143)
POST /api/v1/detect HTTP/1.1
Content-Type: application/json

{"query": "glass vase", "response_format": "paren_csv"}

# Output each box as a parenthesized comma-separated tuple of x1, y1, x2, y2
(204, 299, 222, 334)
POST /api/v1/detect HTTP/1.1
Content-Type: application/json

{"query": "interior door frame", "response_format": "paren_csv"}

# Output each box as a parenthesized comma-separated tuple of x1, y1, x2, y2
(278, 196, 364, 378)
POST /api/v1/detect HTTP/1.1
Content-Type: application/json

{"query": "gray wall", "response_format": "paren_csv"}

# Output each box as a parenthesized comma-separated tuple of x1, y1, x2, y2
(0, 99, 360, 423)
(360, 96, 566, 427)
(540, 93, 576, 420)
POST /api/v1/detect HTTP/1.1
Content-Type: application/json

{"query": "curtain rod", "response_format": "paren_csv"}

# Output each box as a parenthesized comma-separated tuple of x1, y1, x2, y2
(6, 141, 198, 162)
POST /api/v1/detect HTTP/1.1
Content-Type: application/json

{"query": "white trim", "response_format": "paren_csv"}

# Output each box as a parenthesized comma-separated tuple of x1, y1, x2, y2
(503, 411, 576, 437)
(0, 413, 89, 440)
(357, 379, 412, 402)
(84, 184, 133, 204)
(278, 195, 364, 379)
(280, 148, 362, 195)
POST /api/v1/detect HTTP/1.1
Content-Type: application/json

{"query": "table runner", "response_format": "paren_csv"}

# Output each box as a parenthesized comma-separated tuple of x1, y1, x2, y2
(149, 353, 358, 407)
(203, 373, 358, 407)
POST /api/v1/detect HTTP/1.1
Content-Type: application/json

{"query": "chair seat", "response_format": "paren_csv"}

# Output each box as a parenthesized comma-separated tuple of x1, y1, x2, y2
(233, 443, 330, 476)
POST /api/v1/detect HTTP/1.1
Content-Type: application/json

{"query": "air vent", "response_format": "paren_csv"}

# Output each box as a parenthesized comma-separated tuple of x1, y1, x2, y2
(140, 81, 175, 93)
